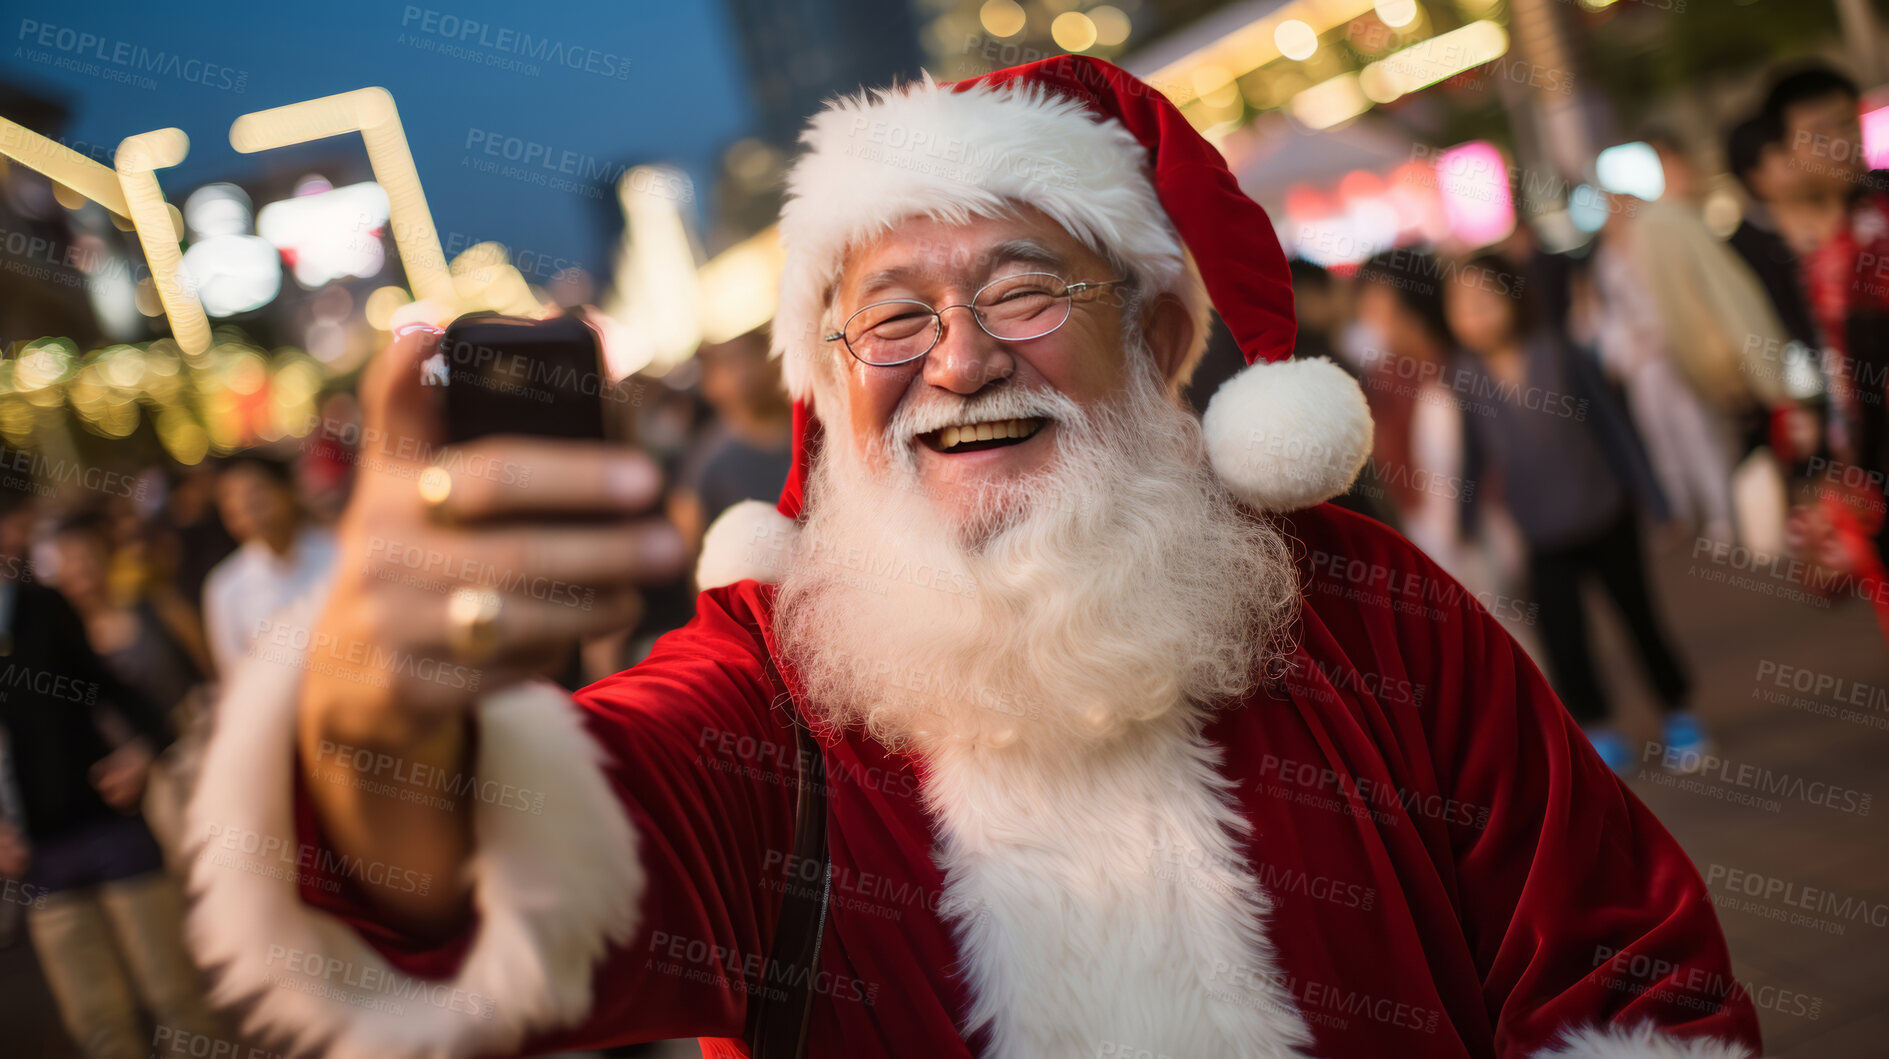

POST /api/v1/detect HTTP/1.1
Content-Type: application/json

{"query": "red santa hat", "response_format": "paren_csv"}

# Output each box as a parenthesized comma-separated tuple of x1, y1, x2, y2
(699, 56, 1374, 590)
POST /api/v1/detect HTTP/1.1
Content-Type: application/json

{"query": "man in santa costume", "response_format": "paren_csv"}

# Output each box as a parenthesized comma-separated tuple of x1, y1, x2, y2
(180, 58, 1761, 1059)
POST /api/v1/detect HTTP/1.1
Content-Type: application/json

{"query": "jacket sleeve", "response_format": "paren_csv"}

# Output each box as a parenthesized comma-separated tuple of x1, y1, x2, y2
(1420, 570, 1763, 1058)
(182, 582, 798, 1059)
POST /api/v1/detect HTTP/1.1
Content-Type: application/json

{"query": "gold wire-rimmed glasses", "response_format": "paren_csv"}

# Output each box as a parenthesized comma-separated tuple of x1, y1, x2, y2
(824, 272, 1129, 367)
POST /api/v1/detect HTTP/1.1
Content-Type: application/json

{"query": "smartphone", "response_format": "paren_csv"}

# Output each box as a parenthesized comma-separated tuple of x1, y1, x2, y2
(436, 313, 617, 444)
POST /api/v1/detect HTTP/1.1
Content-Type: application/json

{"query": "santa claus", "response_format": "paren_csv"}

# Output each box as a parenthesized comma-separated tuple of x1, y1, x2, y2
(181, 58, 1761, 1059)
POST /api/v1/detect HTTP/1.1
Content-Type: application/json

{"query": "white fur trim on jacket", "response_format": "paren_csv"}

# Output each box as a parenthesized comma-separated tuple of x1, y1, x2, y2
(773, 73, 1211, 402)
(181, 597, 640, 1059)
(921, 713, 1317, 1058)
(1533, 1023, 1758, 1058)
(1202, 356, 1374, 513)
(697, 498, 801, 589)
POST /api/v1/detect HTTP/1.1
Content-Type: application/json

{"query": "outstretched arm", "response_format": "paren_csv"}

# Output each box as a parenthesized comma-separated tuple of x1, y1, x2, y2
(189, 582, 799, 1058)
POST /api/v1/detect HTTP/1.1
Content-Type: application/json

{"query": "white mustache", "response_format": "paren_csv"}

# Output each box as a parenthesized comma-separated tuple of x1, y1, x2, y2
(884, 385, 1079, 444)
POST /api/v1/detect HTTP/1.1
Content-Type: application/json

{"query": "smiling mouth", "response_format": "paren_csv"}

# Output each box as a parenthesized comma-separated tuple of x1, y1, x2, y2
(919, 417, 1047, 454)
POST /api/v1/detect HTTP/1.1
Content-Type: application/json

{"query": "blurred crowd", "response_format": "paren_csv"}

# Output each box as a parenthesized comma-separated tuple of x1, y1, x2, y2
(0, 323, 789, 1057)
(1287, 62, 1889, 775)
(1, 58, 1887, 1059)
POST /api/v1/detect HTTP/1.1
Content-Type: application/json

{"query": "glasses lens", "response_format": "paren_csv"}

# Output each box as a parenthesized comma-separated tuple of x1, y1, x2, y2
(846, 301, 938, 364)
(975, 273, 1072, 340)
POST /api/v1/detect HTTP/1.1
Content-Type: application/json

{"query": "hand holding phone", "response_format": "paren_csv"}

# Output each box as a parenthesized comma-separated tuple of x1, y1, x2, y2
(304, 322, 684, 741)
(295, 322, 687, 930)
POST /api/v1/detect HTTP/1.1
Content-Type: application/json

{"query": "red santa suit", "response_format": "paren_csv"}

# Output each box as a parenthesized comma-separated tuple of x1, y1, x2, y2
(180, 57, 1761, 1059)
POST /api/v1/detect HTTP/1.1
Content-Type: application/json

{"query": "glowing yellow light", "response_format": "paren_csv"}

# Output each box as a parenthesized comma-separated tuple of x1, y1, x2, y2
(115, 128, 211, 357)
(230, 88, 453, 308)
(15, 344, 71, 392)
(1375, 0, 1419, 28)
(980, 0, 1027, 37)
(92, 400, 139, 439)
(603, 164, 703, 375)
(1090, 6, 1131, 47)
(697, 226, 785, 346)
(226, 354, 267, 396)
(158, 410, 209, 465)
(101, 349, 146, 389)
(0, 117, 153, 231)
(1275, 20, 1318, 62)
(1051, 11, 1098, 51)
(1290, 73, 1371, 130)
(1360, 20, 1508, 99)
(364, 286, 412, 331)
(1204, 79, 1242, 109)
(271, 360, 321, 404)
(1192, 64, 1235, 101)
(1147, 0, 1378, 109)
(1359, 63, 1403, 104)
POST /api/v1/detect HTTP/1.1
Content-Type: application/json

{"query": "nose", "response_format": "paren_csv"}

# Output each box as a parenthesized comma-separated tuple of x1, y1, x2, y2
(921, 304, 1013, 395)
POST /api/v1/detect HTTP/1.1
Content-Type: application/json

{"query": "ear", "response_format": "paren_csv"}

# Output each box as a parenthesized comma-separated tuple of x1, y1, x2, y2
(1138, 290, 1197, 391)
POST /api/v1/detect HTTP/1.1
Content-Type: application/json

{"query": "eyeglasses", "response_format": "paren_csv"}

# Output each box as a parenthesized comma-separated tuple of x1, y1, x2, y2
(824, 272, 1129, 367)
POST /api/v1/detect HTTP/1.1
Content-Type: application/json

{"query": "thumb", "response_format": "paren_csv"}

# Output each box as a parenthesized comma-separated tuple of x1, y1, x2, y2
(359, 324, 448, 466)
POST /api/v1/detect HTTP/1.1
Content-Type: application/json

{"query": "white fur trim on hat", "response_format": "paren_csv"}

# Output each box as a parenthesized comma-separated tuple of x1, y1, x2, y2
(182, 595, 640, 1059)
(773, 73, 1210, 402)
(1201, 356, 1374, 513)
(697, 498, 801, 589)
(1532, 1023, 1758, 1058)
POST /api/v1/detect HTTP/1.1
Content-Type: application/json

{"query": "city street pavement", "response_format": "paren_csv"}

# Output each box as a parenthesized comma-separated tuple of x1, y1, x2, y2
(1600, 539, 1888, 1057)
(1, 544, 1882, 1058)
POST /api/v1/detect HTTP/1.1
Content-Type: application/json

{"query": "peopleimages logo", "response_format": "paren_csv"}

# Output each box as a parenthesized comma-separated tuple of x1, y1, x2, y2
(15, 19, 248, 92)
(398, 7, 632, 79)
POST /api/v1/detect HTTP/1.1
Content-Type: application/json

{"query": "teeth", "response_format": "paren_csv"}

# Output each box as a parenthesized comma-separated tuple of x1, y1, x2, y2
(936, 418, 1040, 450)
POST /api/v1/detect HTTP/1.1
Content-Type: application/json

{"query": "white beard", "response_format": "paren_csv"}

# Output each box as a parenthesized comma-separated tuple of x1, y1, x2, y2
(775, 350, 1320, 1057)
(774, 353, 1299, 755)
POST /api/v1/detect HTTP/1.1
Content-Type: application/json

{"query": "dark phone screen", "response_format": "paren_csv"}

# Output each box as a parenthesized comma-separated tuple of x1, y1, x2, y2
(437, 314, 613, 444)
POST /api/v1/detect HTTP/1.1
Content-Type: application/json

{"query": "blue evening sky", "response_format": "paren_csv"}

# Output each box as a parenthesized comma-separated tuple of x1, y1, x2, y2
(6, 0, 755, 282)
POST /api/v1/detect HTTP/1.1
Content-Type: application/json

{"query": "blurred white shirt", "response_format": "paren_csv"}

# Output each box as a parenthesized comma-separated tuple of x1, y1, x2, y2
(202, 526, 336, 680)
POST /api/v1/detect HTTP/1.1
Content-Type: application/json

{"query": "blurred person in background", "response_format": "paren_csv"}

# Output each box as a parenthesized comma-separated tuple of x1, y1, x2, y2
(1726, 114, 1826, 366)
(49, 508, 213, 693)
(1763, 65, 1889, 611)
(161, 462, 237, 612)
(47, 511, 211, 862)
(1595, 133, 1796, 549)
(1287, 258, 1342, 363)
(0, 488, 225, 1058)
(200, 453, 337, 680)
(1446, 253, 1697, 772)
(669, 330, 794, 552)
(1726, 112, 1834, 469)
(1351, 249, 1517, 593)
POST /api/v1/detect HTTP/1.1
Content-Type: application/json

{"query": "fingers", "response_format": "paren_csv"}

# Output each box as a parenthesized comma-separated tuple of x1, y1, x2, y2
(361, 518, 685, 593)
(365, 586, 644, 702)
(468, 520, 686, 586)
(360, 326, 446, 460)
(464, 585, 645, 658)
(421, 438, 666, 522)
